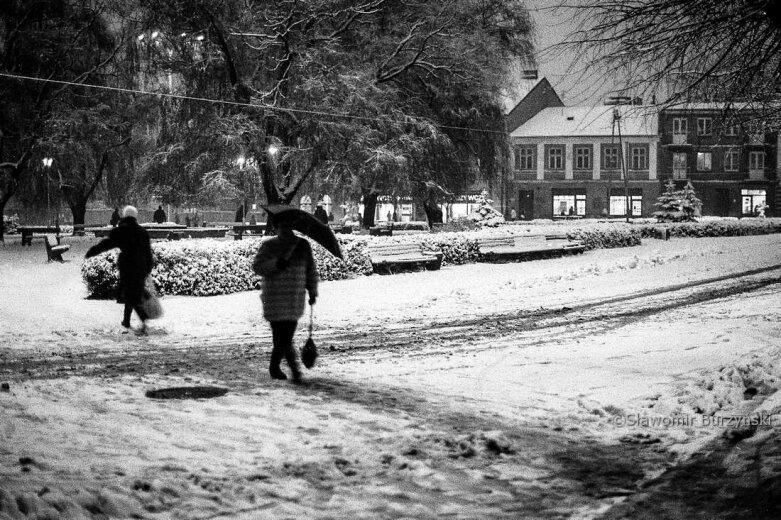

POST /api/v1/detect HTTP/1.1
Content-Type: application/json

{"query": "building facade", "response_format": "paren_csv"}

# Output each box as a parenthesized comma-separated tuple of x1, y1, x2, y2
(507, 105, 660, 219)
(658, 104, 778, 217)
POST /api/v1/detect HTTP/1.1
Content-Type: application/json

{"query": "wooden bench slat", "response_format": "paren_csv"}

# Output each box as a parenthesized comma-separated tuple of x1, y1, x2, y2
(477, 234, 584, 259)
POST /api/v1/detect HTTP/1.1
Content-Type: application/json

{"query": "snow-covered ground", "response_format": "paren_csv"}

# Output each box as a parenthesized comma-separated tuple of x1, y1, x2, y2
(1, 232, 780, 519)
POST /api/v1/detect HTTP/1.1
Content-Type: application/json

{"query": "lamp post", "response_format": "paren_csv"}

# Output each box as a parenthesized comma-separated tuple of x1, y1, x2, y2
(612, 109, 632, 223)
(42, 157, 53, 226)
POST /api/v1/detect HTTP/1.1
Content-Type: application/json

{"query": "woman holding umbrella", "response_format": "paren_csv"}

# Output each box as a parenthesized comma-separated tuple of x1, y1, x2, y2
(252, 209, 319, 383)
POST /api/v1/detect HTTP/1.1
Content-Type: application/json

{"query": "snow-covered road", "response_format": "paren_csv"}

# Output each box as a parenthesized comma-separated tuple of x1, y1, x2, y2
(1, 233, 780, 519)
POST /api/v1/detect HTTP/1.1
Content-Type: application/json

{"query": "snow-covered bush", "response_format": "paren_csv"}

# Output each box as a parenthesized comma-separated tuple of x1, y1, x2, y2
(636, 218, 781, 239)
(421, 234, 481, 266)
(82, 236, 373, 299)
(432, 218, 479, 233)
(566, 227, 642, 250)
(467, 190, 505, 227)
(2, 214, 20, 234)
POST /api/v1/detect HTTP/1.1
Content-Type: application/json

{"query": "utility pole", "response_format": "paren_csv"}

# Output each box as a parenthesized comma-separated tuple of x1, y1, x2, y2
(613, 109, 632, 223)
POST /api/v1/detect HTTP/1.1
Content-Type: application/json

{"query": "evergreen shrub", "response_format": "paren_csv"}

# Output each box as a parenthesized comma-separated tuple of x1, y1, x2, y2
(82, 236, 373, 299)
(636, 218, 781, 239)
(566, 227, 642, 250)
(81, 218, 781, 298)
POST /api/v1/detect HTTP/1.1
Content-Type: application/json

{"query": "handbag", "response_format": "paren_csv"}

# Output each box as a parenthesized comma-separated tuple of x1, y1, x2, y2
(301, 304, 318, 369)
(140, 276, 164, 320)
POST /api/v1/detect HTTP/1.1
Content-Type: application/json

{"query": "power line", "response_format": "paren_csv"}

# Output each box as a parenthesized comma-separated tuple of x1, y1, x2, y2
(0, 72, 506, 136)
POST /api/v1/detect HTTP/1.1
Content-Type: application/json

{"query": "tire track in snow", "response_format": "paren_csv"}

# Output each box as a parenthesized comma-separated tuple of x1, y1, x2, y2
(2, 265, 780, 379)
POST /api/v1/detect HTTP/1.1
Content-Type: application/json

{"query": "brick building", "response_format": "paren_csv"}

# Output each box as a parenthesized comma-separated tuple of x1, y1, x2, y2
(507, 103, 660, 219)
(658, 104, 778, 217)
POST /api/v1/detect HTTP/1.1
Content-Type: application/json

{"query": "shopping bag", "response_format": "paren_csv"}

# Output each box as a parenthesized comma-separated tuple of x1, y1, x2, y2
(301, 305, 318, 369)
(140, 276, 163, 320)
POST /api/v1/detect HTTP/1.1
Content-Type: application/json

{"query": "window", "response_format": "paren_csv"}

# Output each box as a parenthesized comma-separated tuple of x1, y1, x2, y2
(552, 194, 586, 216)
(574, 146, 592, 170)
(610, 191, 643, 216)
(515, 146, 535, 170)
(749, 151, 765, 172)
(299, 195, 312, 213)
(547, 146, 564, 170)
(696, 152, 712, 171)
(749, 123, 765, 143)
(602, 145, 620, 169)
(724, 125, 738, 136)
(629, 145, 648, 170)
(724, 148, 739, 171)
(673, 153, 688, 179)
(673, 118, 688, 144)
(321, 194, 332, 217)
(697, 117, 712, 136)
(673, 118, 688, 135)
(741, 189, 766, 215)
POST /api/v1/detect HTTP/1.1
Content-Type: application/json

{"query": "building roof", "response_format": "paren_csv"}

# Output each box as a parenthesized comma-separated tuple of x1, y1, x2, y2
(504, 77, 565, 132)
(662, 102, 756, 112)
(510, 105, 658, 138)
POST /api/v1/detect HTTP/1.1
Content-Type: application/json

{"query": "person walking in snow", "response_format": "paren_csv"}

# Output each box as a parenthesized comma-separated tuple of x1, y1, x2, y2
(314, 202, 328, 225)
(252, 212, 318, 383)
(109, 208, 120, 227)
(153, 205, 167, 224)
(86, 205, 154, 335)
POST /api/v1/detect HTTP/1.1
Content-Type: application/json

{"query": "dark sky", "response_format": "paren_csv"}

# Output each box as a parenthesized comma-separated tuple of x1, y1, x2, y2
(526, 1, 621, 105)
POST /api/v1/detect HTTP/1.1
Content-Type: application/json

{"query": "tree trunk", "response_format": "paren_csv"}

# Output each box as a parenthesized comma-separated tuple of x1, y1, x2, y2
(70, 200, 87, 234)
(422, 201, 443, 224)
(362, 191, 378, 229)
(0, 151, 32, 242)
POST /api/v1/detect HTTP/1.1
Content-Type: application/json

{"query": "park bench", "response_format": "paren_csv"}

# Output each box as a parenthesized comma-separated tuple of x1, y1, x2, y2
(232, 224, 267, 240)
(330, 223, 354, 234)
(19, 225, 60, 246)
(543, 233, 587, 252)
(369, 226, 392, 237)
(477, 234, 585, 261)
(44, 234, 70, 262)
(368, 241, 443, 274)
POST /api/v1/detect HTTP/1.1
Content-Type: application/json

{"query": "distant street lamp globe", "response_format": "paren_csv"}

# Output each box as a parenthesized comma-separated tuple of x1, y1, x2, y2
(267, 144, 279, 157)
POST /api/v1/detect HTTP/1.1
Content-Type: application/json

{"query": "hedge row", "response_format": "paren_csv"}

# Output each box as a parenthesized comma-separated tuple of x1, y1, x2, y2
(635, 218, 781, 239)
(82, 236, 372, 299)
(81, 218, 781, 298)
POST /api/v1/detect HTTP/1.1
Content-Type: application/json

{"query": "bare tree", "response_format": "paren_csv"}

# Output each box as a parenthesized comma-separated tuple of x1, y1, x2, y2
(563, 0, 781, 117)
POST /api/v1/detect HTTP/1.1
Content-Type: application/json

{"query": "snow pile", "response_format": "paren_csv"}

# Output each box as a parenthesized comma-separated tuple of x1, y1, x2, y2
(651, 354, 781, 418)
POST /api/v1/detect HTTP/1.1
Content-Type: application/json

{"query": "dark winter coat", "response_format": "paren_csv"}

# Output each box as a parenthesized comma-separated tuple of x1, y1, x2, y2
(109, 210, 120, 227)
(153, 208, 166, 224)
(314, 207, 328, 224)
(86, 217, 154, 305)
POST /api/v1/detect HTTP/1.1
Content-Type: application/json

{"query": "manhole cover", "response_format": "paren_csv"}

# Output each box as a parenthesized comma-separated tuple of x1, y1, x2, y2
(145, 386, 228, 399)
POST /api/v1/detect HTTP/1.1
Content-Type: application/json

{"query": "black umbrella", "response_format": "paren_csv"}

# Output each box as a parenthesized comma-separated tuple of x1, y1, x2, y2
(263, 204, 343, 260)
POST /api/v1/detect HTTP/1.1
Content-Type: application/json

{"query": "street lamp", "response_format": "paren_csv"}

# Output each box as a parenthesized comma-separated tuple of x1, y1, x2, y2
(42, 158, 53, 225)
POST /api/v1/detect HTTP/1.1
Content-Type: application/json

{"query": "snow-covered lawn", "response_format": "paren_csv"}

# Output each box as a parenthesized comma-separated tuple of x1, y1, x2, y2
(1, 232, 780, 519)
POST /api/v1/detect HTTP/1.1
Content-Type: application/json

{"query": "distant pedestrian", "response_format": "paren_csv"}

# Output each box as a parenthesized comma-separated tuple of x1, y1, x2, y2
(314, 203, 328, 224)
(109, 208, 120, 227)
(153, 205, 166, 224)
(235, 204, 245, 223)
(252, 212, 318, 383)
(510, 208, 517, 221)
(86, 206, 154, 335)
